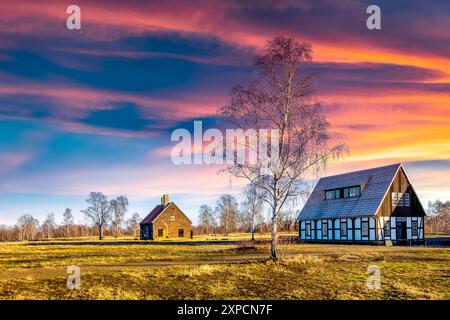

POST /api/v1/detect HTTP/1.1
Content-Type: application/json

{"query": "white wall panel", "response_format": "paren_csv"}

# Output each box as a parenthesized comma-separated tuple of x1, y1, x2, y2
(370, 217, 375, 228)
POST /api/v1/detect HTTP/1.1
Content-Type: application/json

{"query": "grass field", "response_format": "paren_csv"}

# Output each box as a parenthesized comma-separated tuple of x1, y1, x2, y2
(0, 239, 449, 300)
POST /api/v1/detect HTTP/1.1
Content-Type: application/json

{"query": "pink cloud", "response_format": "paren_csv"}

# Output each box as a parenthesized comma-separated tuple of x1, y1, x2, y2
(0, 152, 33, 172)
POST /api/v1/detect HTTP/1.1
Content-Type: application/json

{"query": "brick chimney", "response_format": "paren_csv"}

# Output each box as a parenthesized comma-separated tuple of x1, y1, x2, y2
(161, 194, 169, 206)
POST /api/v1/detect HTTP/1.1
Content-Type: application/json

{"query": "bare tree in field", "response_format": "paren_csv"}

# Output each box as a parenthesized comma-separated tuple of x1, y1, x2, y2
(126, 212, 141, 238)
(219, 37, 346, 260)
(82, 192, 111, 240)
(198, 204, 215, 235)
(427, 200, 450, 233)
(215, 194, 239, 235)
(41, 213, 57, 239)
(242, 183, 264, 240)
(62, 208, 74, 238)
(110, 195, 129, 238)
(16, 214, 40, 241)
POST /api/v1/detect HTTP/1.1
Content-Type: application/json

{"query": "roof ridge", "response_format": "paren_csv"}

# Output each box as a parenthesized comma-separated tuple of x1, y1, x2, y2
(319, 163, 401, 180)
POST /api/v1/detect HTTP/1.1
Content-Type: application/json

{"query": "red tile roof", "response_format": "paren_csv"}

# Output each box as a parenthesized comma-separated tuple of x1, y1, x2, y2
(140, 204, 165, 225)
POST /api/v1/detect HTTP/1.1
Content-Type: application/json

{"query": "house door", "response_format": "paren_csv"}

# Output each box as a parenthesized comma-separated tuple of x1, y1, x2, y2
(396, 221, 406, 240)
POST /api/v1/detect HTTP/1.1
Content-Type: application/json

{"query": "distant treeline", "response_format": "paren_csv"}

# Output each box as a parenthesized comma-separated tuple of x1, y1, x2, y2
(0, 192, 140, 241)
(0, 212, 141, 242)
(425, 200, 450, 233)
(193, 191, 298, 237)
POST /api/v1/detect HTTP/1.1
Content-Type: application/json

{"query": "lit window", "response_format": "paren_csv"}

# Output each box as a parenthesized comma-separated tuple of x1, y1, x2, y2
(169, 215, 175, 221)
(384, 221, 391, 237)
(361, 221, 369, 237)
(340, 221, 347, 237)
(412, 221, 418, 237)
(392, 192, 399, 206)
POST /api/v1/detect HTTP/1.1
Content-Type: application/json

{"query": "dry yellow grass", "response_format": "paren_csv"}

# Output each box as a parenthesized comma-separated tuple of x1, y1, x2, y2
(0, 239, 448, 300)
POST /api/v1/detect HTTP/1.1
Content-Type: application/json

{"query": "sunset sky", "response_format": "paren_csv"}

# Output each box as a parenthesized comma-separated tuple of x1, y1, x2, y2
(0, 0, 449, 225)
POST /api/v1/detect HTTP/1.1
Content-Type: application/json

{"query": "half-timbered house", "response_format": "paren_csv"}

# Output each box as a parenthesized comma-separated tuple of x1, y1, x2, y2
(297, 163, 425, 245)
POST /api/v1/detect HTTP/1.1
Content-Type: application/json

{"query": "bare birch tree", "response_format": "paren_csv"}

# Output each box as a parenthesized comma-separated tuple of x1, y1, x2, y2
(82, 192, 111, 240)
(198, 204, 214, 235)
(62, 208, 74, 238)
(16, 214, 39, 241)
(219, 37, 346, 259)
(41, 212, 57, 239)
(126, 212, 141, 238)
(215, 194, 239, 235)
(110, 195, 129, 238)
(242, 183, 264, 240)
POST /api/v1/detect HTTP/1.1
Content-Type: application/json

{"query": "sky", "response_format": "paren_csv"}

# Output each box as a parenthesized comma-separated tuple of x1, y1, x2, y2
(0, 0, 449, 225)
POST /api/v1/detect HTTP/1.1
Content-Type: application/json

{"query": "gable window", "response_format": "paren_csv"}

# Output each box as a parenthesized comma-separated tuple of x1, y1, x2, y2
(306, 223, 311, 236)
(178, 229, 184, 237)
(169, 215, 175, 222)
(361, 221, 369, 237)
(384, 221, 391, 237)
(340, 220, 348, 237)
(411, 221, 418, 237)
(392, 192, 399, 206)
(322, 221, 328, 237)
(403, 193, 410, 207)
(157, 229, 164, 237)
(392, 192, 410, 207)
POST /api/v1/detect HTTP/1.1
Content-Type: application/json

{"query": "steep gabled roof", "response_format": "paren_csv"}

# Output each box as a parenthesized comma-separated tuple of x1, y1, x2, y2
(297, 163, 402, 220)
(140, 202, 192, 225)
(140, 204, 165, 225)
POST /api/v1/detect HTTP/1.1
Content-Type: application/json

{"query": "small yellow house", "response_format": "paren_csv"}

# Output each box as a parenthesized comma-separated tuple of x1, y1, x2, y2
(140, 195, 192, 240)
